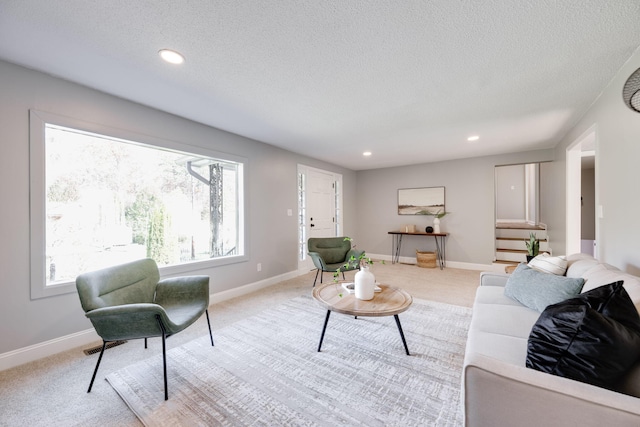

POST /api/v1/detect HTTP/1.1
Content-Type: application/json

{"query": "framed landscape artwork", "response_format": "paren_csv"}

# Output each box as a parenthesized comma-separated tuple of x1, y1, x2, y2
(398, 186, 445, 215)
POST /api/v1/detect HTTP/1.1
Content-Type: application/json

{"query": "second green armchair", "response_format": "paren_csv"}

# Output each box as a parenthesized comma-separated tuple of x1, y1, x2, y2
(307, 237, 365, 286)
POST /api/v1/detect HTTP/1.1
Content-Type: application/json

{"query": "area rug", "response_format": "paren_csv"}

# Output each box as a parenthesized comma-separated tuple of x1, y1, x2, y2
(106, 296, 471, 426)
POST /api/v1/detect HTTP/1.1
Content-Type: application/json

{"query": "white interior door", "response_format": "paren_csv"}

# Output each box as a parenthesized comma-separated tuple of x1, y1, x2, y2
(298, 165, 342, 271)
(308, 169, 335, 238)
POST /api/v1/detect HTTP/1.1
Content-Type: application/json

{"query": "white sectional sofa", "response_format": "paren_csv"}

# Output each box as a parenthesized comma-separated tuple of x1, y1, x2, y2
(463, 254, 640, 427)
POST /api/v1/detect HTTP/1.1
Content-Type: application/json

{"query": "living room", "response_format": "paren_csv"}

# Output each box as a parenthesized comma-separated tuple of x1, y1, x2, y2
(2, 2, 640, 425)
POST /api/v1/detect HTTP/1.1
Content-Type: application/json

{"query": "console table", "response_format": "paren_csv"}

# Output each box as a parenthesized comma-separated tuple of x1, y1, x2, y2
(388, 231, 449, 269)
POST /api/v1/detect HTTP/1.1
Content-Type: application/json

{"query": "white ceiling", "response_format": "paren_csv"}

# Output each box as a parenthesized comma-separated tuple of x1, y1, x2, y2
(1, 1, 640, 170)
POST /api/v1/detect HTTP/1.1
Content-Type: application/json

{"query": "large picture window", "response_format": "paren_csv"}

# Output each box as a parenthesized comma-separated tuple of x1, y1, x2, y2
(30, 110, 246, 299)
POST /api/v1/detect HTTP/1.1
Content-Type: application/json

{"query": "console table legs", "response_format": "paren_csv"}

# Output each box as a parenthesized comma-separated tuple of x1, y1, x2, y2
(433, 236, 446, 270)
(389, 232, 446, 269)
(391, 234, 403, 264)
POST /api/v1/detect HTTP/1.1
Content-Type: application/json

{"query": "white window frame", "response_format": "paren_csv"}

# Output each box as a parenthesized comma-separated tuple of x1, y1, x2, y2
(29, 110, 247, 299)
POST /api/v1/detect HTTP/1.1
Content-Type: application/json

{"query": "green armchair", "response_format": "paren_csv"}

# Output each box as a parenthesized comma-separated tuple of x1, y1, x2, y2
(76, 258, 213, 400)
(307, 237, 365, 286)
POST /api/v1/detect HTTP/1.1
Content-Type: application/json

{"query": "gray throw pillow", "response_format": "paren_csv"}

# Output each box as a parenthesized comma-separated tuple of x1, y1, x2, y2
(505, 263, 585, 312)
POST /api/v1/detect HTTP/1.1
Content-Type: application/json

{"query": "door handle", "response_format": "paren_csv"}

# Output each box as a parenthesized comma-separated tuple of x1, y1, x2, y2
(310, 224, 315, 227)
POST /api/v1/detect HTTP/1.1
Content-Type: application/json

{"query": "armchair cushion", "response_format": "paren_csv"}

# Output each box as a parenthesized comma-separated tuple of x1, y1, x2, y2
(76, 258, 159, 311)
(76, 258, 210, 339)
(308, 237, 352, 265)
(155, 276, 210, 333)
(85, 303, 167, 341)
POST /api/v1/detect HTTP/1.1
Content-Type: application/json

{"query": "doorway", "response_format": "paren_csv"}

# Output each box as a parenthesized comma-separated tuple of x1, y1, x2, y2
(566, 125, 597, 257)
(494, 162, 548, 264)
(297, 165, 343, 272)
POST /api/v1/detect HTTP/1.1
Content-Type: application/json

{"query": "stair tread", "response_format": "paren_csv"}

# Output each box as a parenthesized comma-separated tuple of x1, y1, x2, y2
(495, 222, 546, 230)
(496, 237, 548, 242)
(496, 248, 529, 253)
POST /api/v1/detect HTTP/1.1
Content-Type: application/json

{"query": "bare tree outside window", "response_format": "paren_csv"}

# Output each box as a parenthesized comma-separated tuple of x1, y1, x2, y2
(44, 124, 242, 285)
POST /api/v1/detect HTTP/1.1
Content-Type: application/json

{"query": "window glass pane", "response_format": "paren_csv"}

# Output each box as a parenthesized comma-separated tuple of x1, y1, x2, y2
(44, 124, 242, 285)
(298, 172, 306, 261)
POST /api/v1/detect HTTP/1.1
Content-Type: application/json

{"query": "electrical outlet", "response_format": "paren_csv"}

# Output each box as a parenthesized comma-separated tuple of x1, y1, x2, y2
(257, 263, 262, 272)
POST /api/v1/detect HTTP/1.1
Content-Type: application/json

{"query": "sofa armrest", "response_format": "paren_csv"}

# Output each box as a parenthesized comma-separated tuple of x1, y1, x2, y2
(479, 272, 510, 287)
(463, 353, 640, 427)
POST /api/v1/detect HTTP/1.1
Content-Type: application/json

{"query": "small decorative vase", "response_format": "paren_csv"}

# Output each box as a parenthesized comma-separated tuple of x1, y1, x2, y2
(354, 264, 375, 300)
(433, 217, 441, 234)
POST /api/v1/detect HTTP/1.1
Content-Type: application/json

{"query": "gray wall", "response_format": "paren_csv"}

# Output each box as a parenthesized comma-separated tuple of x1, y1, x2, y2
(0, 60, 356, 354)
(550, 46, 640, 274)
(354, 150, 554, 265)
(495, 164, 526, 221)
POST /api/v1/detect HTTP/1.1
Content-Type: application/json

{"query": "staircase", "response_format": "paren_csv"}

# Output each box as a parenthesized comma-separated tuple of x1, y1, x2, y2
(495, 222, 548, 266)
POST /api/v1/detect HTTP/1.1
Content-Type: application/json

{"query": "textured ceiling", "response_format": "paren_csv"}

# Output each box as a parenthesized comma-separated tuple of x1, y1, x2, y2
(1, 1, 640, 170)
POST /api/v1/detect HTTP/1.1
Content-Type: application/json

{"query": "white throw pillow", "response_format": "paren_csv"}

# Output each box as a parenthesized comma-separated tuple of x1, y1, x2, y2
(528, 253, 568, 276)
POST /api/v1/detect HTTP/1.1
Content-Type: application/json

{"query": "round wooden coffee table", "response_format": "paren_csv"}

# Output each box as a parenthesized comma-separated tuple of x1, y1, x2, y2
(312, 282, 413, 355)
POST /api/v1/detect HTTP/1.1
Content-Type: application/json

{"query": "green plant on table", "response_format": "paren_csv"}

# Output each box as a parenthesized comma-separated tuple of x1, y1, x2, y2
(525, 232, 540, 257)
(332, 237, 385, 282)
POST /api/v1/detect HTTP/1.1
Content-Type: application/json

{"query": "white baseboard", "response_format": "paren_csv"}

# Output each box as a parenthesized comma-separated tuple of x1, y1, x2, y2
(366, 253, 497, 272)
(0, 328, 101, 372)
(209, 269, 302, 304)
(0, 269, 304, 372)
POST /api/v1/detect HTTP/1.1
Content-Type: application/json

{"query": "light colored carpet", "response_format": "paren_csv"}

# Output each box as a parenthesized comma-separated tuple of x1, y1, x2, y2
(0, 263, 481, 426)
(107, 296, 471, 426)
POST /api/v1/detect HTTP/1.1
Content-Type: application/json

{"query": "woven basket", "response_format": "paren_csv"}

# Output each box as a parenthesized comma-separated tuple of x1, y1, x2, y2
(416, 250, 436, 268)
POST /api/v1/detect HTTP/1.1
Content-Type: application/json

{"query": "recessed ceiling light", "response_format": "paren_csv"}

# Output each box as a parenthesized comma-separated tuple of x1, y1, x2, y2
(363, 151, 372, 156)
(467, 135, 480, 142)
(159, 49, 185, 64)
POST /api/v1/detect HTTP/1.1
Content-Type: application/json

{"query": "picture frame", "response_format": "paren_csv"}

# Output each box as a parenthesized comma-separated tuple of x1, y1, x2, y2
(398, 186, 445, 215)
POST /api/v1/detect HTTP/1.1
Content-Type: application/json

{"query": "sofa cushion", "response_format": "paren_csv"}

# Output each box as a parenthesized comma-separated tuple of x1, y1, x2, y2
(528, 253, 568, 275)
(464, 330, 530, 366)
(582, 263, 637, 291)
(581, 264, 640, 313)
(565, 253, 599, 278)
(504, 263, 585, 312)
(471, 301, 541, 339)
(526, 281, 640, 391)
(474, 285, 524, 307)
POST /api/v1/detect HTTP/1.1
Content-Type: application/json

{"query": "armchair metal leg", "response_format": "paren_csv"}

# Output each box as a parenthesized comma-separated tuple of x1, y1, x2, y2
(87, 341, 107, 393)
(156, 315, 169, 401)
(144, 337, 147, 349)
(313, 269, 345, 287)
(205, 309, 214, 346)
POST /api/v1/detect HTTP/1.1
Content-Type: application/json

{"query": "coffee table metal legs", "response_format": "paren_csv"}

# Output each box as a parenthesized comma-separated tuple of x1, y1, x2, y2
(317, 310, 332, 352)
(394, 314, 410, 355)
(317, 310, 410, 355)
